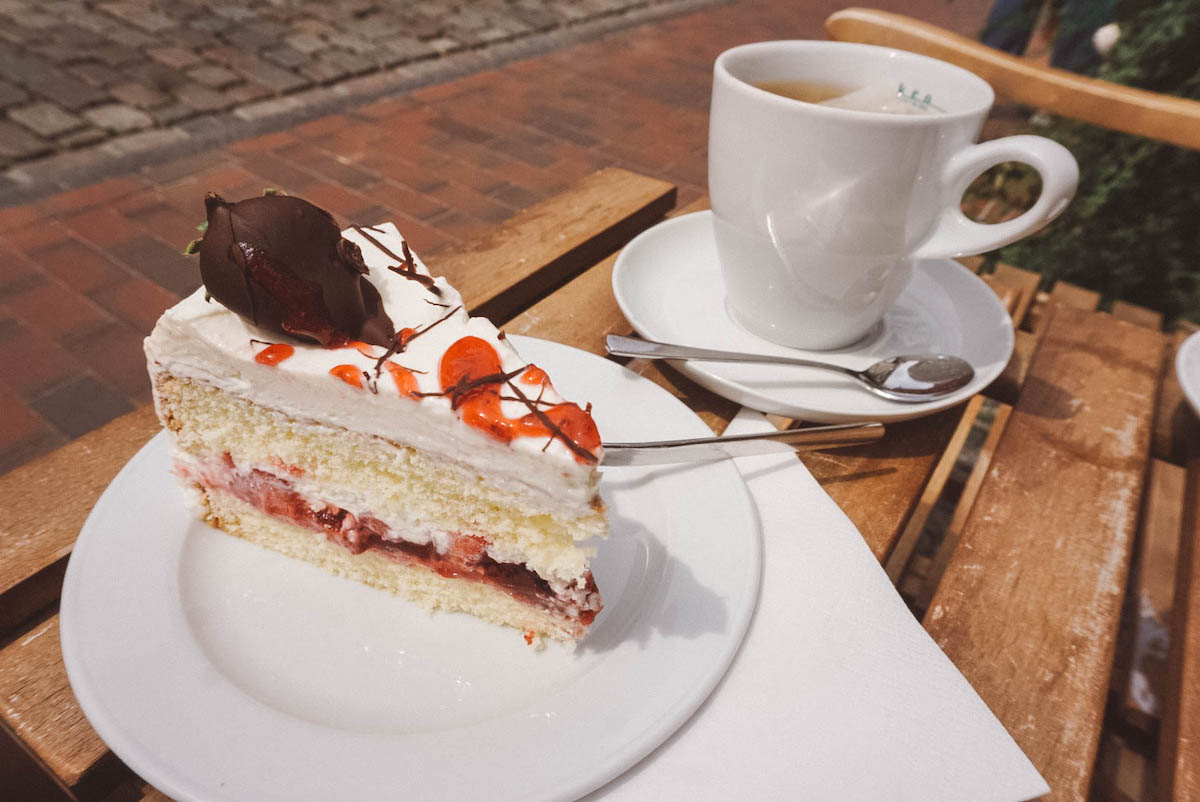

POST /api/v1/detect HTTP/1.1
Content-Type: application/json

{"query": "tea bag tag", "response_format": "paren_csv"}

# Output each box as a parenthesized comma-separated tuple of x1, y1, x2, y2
(818, 85, 940, 115)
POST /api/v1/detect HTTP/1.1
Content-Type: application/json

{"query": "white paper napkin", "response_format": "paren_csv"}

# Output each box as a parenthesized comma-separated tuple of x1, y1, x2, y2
(589, 409, 1049, 801)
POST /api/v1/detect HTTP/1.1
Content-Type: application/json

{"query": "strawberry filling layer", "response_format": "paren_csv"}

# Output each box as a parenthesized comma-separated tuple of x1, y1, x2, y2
(181, 455, 601, 625)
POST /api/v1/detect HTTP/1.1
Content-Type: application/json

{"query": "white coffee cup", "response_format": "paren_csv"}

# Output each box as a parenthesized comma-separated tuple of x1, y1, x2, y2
(709, 41, 1078, 350)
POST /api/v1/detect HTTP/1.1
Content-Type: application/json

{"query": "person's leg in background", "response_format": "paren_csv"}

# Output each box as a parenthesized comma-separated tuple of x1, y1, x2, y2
(1050, 0, 1117, 73)
(980, 0, 1042, 55)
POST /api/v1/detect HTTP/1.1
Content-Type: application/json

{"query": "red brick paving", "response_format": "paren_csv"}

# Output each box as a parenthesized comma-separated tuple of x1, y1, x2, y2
(0, 0, 992, 474)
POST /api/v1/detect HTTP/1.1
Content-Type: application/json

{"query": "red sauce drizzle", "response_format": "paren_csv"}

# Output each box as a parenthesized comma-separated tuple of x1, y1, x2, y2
(439, 336, 600, 462)
(345, 341, 378, 358)
(521, 364, 549, 386)
(330, 364, 363, 388)
(254, 343, 294, 366)
(383, 362, 419, 399)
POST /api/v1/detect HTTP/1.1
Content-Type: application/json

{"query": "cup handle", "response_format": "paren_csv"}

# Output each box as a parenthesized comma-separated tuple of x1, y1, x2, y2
(911, 134, 1079, 260)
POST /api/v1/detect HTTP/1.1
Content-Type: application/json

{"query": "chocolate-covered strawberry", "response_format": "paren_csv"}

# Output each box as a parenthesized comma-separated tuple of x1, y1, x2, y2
(197, 193, 395, 347)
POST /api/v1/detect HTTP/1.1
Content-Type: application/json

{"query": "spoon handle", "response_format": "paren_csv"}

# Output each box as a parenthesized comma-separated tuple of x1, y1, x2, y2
(605, 334, 859, 378)
(601, 422, 884, 466)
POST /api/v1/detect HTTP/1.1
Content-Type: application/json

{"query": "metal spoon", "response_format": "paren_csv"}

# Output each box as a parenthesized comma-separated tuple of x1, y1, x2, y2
(605, 334, 975, 403)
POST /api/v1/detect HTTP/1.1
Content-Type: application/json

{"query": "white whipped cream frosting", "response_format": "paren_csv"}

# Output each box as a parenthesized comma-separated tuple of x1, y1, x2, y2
(145, 222, 602, 511)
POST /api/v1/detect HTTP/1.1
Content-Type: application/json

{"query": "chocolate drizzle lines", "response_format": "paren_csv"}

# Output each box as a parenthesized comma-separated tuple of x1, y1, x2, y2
(414, 367, 526, 409)
(249, 338, 272, 347)
(351, 224, 443, 297)
(505, 380, 599, 464)
(498, 395, 556, 406)
(424, 299, 451, 308)
(372, 304, 463, 378)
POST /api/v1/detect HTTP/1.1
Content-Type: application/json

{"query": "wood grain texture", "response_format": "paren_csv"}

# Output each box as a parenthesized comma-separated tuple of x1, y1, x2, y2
(825, 8, 1200, 151)
(428, 167, 675, 324)
(883, 395, 984, 583)
(987, 329, 1039, 407)
(923, 305, 1164, 801)
(1161, 460, 1200, 801)
(980, 274, 1018, 316)
(786, 405, 971, 562)
(1049, 280, 1102, 314)
(955, 255, 984, 273)
(1122, 459, 1185, 732)
(916, 402, 1012, 612)
(992, 262, 1041, 329)
(0, 405, 160, 639)
(0, 614, 108, 788)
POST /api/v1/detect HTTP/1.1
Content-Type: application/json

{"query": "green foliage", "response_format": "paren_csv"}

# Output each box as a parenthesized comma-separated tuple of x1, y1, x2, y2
(995, 0, 1200, 323)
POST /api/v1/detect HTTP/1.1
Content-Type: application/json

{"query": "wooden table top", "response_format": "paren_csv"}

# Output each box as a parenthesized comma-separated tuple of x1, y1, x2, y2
(1, 167, 1197, 802)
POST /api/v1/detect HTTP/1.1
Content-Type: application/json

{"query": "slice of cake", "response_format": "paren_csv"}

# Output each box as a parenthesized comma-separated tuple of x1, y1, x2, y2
(145, 193, 606, 642)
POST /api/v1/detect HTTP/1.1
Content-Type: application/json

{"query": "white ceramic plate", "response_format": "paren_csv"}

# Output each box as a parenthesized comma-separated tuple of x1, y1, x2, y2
(612, 211, 1015, 423)
(60, 337, 761, 802)
(1177, 329, 1200, 416)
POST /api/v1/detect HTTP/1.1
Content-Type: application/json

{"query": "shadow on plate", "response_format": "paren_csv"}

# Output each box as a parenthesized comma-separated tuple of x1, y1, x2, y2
(579, 489, 729, 656)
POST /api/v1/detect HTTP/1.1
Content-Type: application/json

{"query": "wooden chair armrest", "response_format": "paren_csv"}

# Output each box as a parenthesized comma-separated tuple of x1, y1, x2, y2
(825, 8, 1200, 151)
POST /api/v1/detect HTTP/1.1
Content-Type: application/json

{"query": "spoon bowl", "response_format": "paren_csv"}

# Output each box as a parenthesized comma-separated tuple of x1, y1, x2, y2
(605, 335, 975, 404)
(857, 354, 975, 402)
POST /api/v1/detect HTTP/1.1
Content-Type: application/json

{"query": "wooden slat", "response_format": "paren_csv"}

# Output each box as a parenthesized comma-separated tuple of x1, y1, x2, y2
(955, 255, 984, 273)
(429, 167, 675, 324)
(924, 305, 1164, 801)
(1161, 459, 1200, 801)
(1122, 459, 1186, 732)
(987, 329, 1039, 406)
(992, 262, 1041, 329)
(1154, 330, 1200, 465)
(1116, 300, 1175, 733)
(824, 8, 1200, 152)
(980, 274, 1018, 316)
(883, 395, 985, 583)
(915, 402, 1012, 612)
(0, 405, 160, 639)
(988, 268, 1099, 406)
(1024, 290, 1052, 335)
(1049, 280, 1102, 312)
(1091, 730, 1155, 802)
(1113, 301, 1164, 332)
(807, 408, 969, 561)
(0, 615, 108, 788)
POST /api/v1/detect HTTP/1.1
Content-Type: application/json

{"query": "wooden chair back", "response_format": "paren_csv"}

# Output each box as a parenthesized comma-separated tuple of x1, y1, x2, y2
(824, 7, 1200, 151)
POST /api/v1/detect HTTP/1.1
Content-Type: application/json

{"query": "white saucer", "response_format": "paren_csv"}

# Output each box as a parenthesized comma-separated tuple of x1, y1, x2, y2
(60, 337, 761, 802)
(612, 211, 1015, 423)
(1177, 329, 1200, 416)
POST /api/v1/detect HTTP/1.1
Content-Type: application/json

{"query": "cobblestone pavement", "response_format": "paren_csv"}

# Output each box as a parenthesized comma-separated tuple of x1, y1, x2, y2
(0, 0, 708, 190)
(0, 0, 992, 473)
